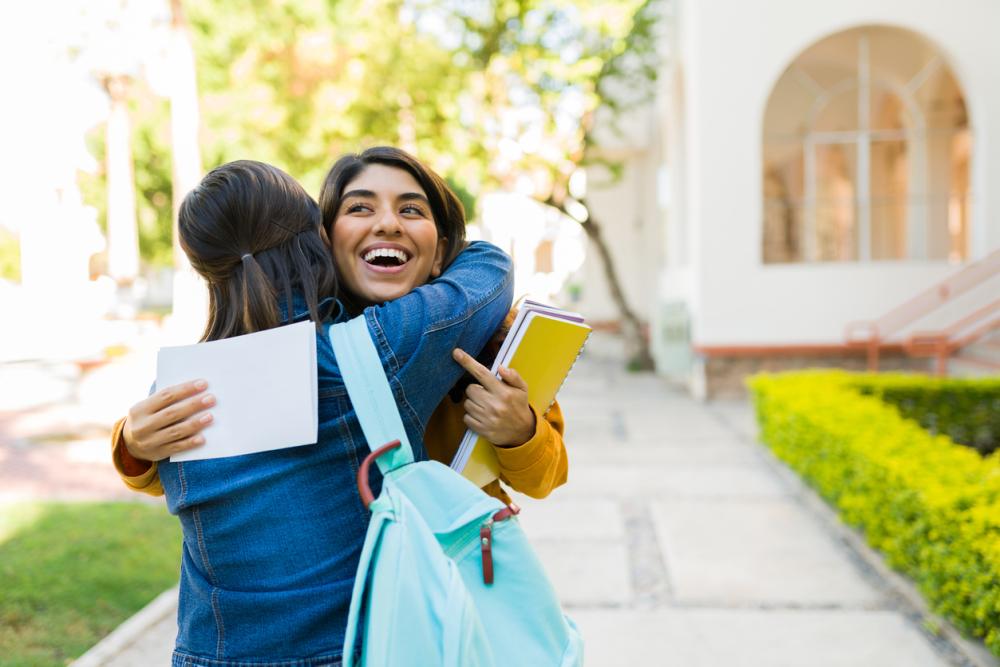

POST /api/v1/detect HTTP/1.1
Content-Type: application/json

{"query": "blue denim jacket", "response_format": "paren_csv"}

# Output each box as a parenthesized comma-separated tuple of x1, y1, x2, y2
(160, 241, 514, 666)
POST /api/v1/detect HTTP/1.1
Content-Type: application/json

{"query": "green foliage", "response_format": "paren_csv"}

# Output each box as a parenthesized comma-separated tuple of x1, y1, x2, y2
(186, 0, 476, 195)
(77, 127, 107, 234)
(0, 502, 181, 665)
(0, 226, 20, 282)
(427, 0, 656, 196)
(446, 177, 477, 222)
(858, 375, 1000, 456)
(750, 371, 1000, 657)
(77, 0, 658, 269)
(131, 92, 175, 268)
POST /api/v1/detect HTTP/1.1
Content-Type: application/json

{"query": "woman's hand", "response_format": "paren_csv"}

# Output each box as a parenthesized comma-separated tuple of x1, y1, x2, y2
(452, 349, 536, 447)
(122, 380, 215, 462)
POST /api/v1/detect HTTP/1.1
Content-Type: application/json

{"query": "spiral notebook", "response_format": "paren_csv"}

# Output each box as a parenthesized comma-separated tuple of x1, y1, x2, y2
(451, 302, 591, 487)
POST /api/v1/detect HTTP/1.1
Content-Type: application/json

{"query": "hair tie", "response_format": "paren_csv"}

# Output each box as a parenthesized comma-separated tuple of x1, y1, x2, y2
(241, 253, 253, 261)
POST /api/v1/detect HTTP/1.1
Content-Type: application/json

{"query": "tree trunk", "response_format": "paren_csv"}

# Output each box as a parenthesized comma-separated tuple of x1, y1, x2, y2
(548, 196, 656, 371)
(167, 0, 207, 338)
(103, 75, 140, 285)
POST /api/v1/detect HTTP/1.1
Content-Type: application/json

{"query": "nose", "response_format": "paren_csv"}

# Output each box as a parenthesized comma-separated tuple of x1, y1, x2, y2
(372, 209, 403, 236)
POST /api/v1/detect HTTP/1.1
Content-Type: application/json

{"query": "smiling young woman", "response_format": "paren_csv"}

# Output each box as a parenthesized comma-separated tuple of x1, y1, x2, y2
(319, 146, 468, 311)
(330, 163, 447, 305)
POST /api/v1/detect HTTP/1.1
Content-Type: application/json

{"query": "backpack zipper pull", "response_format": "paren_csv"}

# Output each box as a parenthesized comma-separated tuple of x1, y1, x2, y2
(480, 519, 494, 585)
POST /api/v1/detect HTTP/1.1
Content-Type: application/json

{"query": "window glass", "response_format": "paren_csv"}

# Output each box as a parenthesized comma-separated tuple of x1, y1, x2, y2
(762, 26, 970, 264)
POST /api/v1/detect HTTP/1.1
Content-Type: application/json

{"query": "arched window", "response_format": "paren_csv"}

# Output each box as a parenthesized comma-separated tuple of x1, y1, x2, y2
(762, 26, 970, 264)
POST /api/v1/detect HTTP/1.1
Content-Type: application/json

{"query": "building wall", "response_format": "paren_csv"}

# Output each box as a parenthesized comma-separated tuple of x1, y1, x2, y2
(676, 0, 1000, 346)
(570, 105, 665, 323)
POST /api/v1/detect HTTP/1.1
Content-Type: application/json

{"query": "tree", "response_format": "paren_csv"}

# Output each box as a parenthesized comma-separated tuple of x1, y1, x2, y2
(414, 0, 663, 368)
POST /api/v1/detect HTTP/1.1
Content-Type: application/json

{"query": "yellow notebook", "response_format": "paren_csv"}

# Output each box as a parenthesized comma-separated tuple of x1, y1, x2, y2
(451, 303, 591, 487)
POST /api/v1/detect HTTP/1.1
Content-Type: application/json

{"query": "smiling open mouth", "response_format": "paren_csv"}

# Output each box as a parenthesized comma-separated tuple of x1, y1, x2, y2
(362, 247, 411, 268)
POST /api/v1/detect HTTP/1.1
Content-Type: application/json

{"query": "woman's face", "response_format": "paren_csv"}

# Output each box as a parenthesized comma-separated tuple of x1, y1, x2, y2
(332, 164, 446, 305)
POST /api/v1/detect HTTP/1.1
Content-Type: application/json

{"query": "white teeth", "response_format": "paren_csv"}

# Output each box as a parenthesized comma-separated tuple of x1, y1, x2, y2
(363, 248, 409, 264)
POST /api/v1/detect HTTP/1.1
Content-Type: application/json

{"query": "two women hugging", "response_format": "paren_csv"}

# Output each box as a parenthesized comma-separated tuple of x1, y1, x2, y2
(110, 147, 570, 666)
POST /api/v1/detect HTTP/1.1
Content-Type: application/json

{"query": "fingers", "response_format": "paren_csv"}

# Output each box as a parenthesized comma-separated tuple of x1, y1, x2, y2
(146, 379, 209, 414)
(497, 366, 528, 391)
(139, 390, 216, 435)
(463, 394, 492, 421)
(464, 383, 490, 409)
(134, 411, 214, 459)
(125, 383, 215, 461)
(452, 349, 502, 389)
(163, 432, 208, 456)
(462, 412, 489, 435)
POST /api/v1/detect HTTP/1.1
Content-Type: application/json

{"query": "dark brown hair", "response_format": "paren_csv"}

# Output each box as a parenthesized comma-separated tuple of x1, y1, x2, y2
(179, 160, 337, 341)
(318, 146, 468, 285)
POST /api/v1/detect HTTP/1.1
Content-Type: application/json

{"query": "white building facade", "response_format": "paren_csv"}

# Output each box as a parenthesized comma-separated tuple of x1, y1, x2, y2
(575, 0, 1000, 396)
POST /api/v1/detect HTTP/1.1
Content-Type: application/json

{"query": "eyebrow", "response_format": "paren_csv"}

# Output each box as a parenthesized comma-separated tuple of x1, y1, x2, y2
(342, 189, 430, 206)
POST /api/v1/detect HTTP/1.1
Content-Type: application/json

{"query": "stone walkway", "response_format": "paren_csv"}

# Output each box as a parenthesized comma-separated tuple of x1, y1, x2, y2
(75, 352, 974, 666)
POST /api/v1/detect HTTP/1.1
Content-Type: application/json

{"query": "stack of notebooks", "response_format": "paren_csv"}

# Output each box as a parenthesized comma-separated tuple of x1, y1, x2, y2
(451, 300, 591, 487)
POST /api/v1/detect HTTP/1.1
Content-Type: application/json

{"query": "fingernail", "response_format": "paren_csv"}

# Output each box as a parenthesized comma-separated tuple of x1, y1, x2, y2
(194, 380, 208, 390)
(452, 349, 463, 359)
(202, 395, 216, 406)
(193, 435, 205, 445)
(200, 413, 213, 424)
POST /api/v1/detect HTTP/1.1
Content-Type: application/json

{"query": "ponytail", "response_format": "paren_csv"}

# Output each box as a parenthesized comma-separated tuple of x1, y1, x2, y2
(237, 253, 279, 335)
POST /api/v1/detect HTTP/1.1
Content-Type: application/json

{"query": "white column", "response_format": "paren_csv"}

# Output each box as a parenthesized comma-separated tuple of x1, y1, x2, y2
(105, 77, 140, 284)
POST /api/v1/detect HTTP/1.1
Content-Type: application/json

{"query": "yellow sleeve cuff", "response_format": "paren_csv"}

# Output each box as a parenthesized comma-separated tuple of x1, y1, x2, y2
(110, 417, 165, 497)
(494, 405, 553, 473)
(493, 401, 568, 499)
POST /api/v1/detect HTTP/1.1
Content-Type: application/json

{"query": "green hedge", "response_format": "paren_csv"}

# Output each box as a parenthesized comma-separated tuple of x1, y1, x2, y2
(858, 376, 1000, 456)
(749, 371, 1000, 657)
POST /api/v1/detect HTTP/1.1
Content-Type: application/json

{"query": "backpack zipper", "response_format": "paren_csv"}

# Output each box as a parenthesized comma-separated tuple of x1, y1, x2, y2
(480, 503, 520, 585)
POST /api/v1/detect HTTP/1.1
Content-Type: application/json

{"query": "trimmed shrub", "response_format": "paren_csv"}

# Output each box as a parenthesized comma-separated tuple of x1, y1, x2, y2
(749, 371, 1000, 657)
(858, 375, 1000, 456)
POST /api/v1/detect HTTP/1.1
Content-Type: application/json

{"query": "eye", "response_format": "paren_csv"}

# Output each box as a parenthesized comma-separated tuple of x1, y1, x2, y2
(401, 204, 427, 217)
(345, 201, 372, 214)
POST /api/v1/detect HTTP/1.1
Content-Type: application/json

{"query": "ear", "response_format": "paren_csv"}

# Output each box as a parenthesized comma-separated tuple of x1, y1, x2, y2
(430, 238, 447, 278)
(319, 223, 333, 251)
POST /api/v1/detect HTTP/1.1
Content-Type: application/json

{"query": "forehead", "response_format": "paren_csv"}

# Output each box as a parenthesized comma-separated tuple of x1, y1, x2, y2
(344, 163, 426, 198)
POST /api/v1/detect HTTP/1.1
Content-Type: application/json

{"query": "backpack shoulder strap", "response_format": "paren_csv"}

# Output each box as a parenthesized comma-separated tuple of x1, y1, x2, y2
(329, 315, 414, 473)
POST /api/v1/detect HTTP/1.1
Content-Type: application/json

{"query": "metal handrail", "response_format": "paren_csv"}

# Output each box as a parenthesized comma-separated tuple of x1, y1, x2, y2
(903, 298, 1000, 375)
(845, 247, 1000, 370)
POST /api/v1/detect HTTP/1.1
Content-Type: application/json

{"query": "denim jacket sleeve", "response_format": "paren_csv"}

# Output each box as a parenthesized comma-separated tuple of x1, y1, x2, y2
(363, 240, 514, 429)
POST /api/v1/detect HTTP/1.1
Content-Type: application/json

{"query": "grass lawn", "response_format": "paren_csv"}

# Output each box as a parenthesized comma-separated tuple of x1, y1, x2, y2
(0, 502, 182, 666)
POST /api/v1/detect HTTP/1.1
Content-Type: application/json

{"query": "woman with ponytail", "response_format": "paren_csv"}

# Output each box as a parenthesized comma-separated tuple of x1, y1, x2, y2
(110, 158, 514, 666)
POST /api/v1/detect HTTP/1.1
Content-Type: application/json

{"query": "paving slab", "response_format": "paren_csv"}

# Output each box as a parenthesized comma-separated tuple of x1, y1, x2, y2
(513, 498, 625, 541)
(557, 463, 791, 500)
(651, 499, 884, 607)
(567, 442, 762, 466)
(534, 541, 633, 606)
(682, 608, 948, 667)
(572, 608, 949, 667)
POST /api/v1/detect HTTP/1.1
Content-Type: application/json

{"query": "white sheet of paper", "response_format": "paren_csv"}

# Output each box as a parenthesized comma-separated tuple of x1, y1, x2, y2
(157, 320, 318, 462)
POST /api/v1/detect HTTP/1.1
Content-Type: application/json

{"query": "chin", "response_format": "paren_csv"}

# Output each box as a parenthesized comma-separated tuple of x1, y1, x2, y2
(364, 285, 412, 304)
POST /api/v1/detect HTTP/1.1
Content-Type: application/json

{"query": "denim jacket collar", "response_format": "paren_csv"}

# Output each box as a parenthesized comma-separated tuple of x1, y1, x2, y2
(279, 292, 342, 324)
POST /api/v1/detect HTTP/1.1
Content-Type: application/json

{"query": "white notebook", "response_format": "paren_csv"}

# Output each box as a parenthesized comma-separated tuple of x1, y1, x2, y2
(157, 320, 318, 462)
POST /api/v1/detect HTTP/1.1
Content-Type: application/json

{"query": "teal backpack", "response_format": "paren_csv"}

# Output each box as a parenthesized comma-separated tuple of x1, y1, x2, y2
(330, 316, 584, 667)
